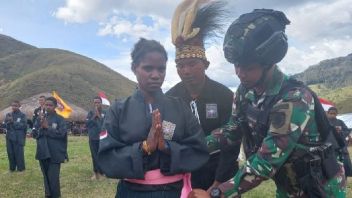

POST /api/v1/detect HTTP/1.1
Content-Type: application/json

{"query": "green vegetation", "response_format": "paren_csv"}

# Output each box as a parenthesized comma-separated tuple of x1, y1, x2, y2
(0, 135, 116, 198)
(293, 53, 352, 113)
(0, 34, 136, 110)
(310, 84, 352, 114)
(1, 135, 351, 197)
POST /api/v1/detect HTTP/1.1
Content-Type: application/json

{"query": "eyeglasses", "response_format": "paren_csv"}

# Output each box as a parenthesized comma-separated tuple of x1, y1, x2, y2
(190, 100, 200, 124)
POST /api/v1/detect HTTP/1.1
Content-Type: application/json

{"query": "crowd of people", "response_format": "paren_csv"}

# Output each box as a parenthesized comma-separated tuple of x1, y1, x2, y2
(2, 0, 352, 197)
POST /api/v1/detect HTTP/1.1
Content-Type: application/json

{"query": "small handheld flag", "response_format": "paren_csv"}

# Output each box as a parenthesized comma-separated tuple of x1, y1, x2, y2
(98, 91, 110, 106)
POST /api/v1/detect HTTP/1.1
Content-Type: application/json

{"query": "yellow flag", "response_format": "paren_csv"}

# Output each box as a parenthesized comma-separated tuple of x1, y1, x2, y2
(52, 91, 72, 118)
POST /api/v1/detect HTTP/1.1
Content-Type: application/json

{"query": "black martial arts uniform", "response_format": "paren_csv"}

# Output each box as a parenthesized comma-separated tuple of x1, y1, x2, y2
(33, 112, 67, 198)
(4, 110, 27, 171)
(98, 89, 209, 197)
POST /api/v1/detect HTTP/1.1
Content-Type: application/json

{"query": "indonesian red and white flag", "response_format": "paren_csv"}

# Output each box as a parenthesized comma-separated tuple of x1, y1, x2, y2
(319, 97, 334, 111)
(100, 130, 108, 140)
(98, 91, 110, 106)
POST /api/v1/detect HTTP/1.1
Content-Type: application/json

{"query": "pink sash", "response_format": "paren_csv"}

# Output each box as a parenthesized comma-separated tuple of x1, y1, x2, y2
(125, 169, 192, 198)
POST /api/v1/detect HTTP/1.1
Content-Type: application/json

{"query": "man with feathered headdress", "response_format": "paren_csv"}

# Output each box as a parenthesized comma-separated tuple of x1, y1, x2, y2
(166, 0, 240, 191)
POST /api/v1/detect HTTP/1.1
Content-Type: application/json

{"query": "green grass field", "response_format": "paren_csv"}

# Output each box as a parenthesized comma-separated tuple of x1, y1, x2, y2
(0, 135, 351, 197)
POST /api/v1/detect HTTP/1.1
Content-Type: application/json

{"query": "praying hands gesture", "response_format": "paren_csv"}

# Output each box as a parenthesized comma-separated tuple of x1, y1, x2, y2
(142, 109, 167, 155)
(94, 106, 101, 119)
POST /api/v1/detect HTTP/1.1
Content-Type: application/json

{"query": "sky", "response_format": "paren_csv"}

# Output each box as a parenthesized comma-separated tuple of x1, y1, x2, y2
(0, 0, 352, 91)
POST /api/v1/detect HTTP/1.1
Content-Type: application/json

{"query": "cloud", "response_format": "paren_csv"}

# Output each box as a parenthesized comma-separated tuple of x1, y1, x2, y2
(53, 0, 111, 23)
(54, 0, 179, 23)
(278, 0, 352, 74)
(97, 14, 170, 41)
(281, 37, 352, 74)
(56, 0, 352, 90)
(205, 44, 239, 87)
(285, 0, 352, 42)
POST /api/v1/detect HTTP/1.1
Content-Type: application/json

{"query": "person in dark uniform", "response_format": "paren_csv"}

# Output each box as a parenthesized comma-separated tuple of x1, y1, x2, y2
(166, 0, 239, 191)
(32, 95, 46, 127)
(32, 97, 68, 198)
(4, 100, 27, 172)
(98, 38, 209, 198)
(86, 96, 106, 180)
(327, 106, 352, 176)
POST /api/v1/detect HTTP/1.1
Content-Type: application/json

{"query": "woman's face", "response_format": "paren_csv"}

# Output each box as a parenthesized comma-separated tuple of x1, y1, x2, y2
(134, 51, 166, 93)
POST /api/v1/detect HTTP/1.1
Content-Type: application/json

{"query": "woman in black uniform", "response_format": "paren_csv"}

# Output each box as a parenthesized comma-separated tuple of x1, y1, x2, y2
(98, 38, 209, 198)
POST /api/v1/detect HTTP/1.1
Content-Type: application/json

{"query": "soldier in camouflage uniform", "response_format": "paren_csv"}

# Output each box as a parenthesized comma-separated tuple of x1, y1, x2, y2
(189, 9, 346, 198)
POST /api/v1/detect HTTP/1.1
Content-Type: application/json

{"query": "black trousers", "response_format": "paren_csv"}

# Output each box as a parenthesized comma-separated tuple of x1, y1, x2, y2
(89, 139, 102, 173)
(6, 138, 25, 171)
(191, 153, 219, 190)
(39, 159, 61, 198)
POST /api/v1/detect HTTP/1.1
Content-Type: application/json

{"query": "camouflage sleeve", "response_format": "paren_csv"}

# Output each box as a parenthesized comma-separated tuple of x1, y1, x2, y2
(206, 99, 243, 154)
(223, 88, 315, 197)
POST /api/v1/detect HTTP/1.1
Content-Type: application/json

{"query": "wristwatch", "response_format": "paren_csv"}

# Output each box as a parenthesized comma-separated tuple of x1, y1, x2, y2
(210, 187, 222, 198)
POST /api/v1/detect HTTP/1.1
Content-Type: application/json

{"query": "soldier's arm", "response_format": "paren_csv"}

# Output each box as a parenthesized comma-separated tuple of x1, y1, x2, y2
(206, 96, 243, 154)
(221, 88, 315, 197)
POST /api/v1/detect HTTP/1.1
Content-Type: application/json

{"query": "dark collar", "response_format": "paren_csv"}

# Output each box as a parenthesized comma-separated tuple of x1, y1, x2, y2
(133, 88, 164, 104)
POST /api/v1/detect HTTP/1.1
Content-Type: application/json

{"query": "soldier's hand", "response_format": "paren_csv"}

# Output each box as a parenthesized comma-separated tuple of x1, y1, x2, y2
(207, 181, 221, 193)
(188, 189, 211, 198)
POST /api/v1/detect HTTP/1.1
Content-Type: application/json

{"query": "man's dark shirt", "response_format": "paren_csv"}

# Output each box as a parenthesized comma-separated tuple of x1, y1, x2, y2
(166, 76, 238, 187)
(32, 106, 46, 128)
(166, 76, 233, 136)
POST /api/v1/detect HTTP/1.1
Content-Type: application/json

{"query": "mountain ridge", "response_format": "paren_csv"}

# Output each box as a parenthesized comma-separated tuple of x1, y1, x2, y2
(0, 34, 136, 111)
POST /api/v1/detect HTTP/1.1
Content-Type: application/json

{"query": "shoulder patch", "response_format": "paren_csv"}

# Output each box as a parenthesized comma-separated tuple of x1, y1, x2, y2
(282, 88, 303, 102)
(269, 102, 293, 135)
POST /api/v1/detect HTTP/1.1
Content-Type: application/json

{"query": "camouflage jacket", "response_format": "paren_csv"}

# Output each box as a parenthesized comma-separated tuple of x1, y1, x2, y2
(207, 66, 346, 197)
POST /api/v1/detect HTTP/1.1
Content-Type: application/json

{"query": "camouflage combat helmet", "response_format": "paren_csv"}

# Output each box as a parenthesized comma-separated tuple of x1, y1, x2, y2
(223, 9, 290, 67)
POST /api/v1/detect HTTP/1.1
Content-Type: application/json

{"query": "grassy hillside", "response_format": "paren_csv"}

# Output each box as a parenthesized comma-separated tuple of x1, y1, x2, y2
(0, 34, 35, 59)
(0, 36, 136, 110)
(0, 135, 351, 197)
(293, 53, 352, 113)
(294, 53, 352, 89)
(310, 84, 352, 114)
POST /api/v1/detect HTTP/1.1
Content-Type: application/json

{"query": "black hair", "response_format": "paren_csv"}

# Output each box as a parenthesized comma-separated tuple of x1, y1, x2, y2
(192, 1, 228, 44)
(130, 38, 168, 71)
(39, 95, 46, 99)
(12, 100, 20, 105)
(46, 96, 58, 106)
(328, 106, 338, 113)
(93, 96, 102, 102)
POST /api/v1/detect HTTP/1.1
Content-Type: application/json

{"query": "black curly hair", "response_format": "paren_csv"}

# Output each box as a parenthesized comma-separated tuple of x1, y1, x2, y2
(131, 38, 168, 71)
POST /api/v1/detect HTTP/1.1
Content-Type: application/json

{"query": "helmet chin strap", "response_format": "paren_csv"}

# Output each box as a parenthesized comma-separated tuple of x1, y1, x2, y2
(249, 64, 274, 89)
